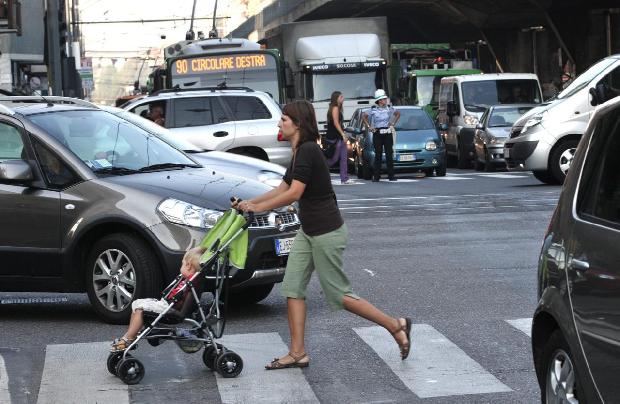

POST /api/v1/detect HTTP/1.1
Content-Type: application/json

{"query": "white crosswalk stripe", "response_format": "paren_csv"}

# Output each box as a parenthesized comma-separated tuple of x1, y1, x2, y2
(354, 324, 512, 398)
(37, 342, 129, 404)
(506, 318, 533, 337)
(2, 320, 535, 403)
(0, 354, 11, 404)
(216, 332, 319, 404)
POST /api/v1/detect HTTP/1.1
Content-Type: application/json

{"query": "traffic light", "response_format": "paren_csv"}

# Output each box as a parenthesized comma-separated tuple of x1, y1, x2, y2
(58, 7, 67, 57)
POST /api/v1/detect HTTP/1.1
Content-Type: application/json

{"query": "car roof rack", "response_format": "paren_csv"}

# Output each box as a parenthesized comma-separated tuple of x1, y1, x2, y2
(0, 96, 98, 108)
(149, 85, 255, 97)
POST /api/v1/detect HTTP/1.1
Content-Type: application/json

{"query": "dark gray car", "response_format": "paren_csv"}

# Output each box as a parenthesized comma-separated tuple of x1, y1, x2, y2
(0, 99, 299, 323)
(473, 104, 535, 171)
(533, 96, 620, 403)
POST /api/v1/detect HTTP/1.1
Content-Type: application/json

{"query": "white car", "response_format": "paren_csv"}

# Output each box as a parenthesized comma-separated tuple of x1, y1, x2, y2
(122, 88, 292, 166)
(101, 105, 285, 188)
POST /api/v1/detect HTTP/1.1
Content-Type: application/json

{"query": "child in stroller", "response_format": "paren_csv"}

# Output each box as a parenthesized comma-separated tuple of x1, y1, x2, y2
(107, 207, 252, 385)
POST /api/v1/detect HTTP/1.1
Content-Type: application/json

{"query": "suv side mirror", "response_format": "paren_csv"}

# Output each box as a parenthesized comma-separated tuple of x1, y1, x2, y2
(0, 160, 33, 183)
(589, 86, 603, 106)
(475, 123, 485, 130)
(446, 101, 458, 116)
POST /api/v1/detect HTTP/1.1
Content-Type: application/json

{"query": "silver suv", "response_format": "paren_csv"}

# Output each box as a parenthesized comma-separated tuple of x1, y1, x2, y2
(122, 88, 291, 166)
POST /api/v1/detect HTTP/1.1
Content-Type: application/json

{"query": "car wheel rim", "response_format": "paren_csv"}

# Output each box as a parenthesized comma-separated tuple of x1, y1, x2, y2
(546, 349, 579, 404)
(558, 148, 576, 175)
(92, 249, 136, 312)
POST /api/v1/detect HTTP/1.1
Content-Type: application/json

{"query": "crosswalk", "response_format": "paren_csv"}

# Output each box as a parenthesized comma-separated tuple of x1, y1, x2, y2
(1, 318, 534, 403)
(331, 171, 531, 185)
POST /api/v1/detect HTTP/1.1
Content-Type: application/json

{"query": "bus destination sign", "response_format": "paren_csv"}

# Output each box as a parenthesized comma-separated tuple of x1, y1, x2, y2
(173, 53, 274, 76)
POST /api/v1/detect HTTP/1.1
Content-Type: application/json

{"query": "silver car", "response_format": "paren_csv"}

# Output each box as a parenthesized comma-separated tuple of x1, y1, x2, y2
(122, 88, 291, 166)
(473, 105, 535, 171)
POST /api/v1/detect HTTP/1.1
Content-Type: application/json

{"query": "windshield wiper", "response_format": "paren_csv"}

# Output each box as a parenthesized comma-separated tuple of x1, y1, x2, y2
(139, 163, 200, 172)
(92, 166, 140, 175)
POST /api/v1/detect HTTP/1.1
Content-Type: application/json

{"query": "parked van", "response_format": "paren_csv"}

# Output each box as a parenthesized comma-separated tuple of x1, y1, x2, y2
(437, 73, 543, 168)
(505, 54, 620, 184)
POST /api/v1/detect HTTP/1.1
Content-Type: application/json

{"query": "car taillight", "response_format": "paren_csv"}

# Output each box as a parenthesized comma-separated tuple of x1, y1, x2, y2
(277, 129, 284, 141)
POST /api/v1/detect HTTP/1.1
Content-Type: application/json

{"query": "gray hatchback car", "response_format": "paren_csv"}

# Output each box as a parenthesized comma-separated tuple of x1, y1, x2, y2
(533, 96, 620, 402)
(0, 98, 299, 323)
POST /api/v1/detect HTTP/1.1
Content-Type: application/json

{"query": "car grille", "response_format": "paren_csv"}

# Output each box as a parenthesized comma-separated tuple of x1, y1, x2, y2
(510, 126, 523, 138)
(250, 212, 299, 229)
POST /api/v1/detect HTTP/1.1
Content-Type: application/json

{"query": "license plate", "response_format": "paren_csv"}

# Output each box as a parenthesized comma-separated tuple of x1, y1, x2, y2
(504, 148, 510, 158)
(399, 154, 415, 162)
(275, 237, 295, 256)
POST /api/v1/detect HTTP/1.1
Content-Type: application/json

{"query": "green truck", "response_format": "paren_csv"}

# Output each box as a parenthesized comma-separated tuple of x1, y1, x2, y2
(401, 68, 481, 119)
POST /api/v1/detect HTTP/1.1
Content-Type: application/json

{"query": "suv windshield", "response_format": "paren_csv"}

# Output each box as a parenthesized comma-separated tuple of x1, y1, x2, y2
(461, 79, 541, 112)
(29, 110, 198, 173)
(557, 58, 617, 100)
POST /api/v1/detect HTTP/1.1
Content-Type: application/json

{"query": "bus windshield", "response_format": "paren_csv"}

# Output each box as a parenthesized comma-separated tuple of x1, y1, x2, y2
(169, 52, 281, 103)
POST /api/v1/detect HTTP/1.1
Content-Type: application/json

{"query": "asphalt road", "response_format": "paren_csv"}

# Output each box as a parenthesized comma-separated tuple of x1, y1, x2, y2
(0, 169, 561, 404)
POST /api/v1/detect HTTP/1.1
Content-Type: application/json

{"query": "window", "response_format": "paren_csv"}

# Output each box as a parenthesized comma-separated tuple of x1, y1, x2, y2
(211, 98, 230, 124)
(595, 66, 620, 103)
(578, 110, 620, 227)
(33, 140, 78, 189)
(222, 96, 272, 121)
(0, 122, 24, 160)
(130, 101, 168, 125)
(173, 97, 214, 127)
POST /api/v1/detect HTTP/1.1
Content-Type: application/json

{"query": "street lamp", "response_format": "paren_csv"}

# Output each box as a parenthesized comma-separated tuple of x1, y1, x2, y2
(522, 26, 545, 75)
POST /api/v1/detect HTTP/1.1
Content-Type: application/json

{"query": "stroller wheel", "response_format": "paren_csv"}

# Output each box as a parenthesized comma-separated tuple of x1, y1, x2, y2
(106, 352, 126, 376)
(116, 357, 145, 385)
(202, 343, 223, 370)
(215, 351, 243, 378)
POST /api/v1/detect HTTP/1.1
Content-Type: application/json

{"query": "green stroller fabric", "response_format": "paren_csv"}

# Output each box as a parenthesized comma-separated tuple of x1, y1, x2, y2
(199, 209, 249, 269)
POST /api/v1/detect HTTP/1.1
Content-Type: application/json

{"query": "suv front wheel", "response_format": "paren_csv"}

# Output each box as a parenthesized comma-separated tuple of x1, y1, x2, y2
(85, 233, 160, 324)
(542, 330, 582, 404)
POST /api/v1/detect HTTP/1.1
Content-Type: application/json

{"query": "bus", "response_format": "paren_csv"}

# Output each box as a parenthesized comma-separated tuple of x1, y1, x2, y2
(152, 37, 285, 104)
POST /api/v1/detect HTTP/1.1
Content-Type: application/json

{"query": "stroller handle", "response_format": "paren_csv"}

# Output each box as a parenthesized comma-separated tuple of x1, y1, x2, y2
(230, 197, 255, 230)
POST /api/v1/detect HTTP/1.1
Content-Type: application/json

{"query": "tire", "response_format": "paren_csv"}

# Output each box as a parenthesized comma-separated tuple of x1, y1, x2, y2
(484, 152, 495, 172)
(542, 330, 582, 404)
(107, 352, 126, 376)
(435, 163, 447, 177)
(474, 158, 484, 171)
(231, 283, 274, 305)
(533, 170, 559, 185)
(116, 357, 145, 385)
(549, 139, 579, 184)
(203, 343, 223, 370)
(355, 155, 363, 179)
(215, 351, 243, 378)
(85, 233, 161, 324)
(362, 159, 372, 180)
(456, 140, 471, 169)
(423, 168, 434, 177)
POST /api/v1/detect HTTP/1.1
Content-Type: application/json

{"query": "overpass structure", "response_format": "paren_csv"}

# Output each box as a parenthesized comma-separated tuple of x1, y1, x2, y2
(232, 0, 620, 97)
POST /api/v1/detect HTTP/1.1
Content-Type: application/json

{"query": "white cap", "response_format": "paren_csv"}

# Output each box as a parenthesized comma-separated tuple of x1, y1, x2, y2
(374, 89, 388, 103)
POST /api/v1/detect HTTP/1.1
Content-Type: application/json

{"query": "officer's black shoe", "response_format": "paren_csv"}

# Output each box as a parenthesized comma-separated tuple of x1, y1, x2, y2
(372, 177, 380, 182)
(388, 177, 397, 182)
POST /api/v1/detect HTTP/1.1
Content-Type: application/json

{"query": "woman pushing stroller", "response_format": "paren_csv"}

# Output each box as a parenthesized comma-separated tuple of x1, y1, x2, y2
(233, 100, 412, 370)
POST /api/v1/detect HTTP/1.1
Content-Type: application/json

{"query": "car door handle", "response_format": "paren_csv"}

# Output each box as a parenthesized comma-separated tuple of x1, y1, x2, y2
(213, 131, 229, 137)
(571, 258, 590, 272)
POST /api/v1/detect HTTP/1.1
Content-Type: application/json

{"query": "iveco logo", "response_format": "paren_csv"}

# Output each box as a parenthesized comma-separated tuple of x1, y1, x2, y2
(268, 213, 286, 231)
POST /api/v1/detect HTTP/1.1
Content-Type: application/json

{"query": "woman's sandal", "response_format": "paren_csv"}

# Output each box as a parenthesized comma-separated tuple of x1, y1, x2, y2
(391, 317, 412, 360)
(110, 337, 136, 352)
(265, 352, 310, 370)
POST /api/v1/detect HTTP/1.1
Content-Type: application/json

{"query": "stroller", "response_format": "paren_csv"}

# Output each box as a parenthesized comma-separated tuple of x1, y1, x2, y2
(107, 207, 253, 385)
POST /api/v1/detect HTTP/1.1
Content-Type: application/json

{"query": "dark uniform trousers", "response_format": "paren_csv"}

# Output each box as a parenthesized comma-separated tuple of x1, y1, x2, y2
(373, 129, 394, 180)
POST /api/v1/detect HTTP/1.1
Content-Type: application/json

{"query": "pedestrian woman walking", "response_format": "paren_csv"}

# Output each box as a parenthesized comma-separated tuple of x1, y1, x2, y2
(233, 100, 411, 370)
(325, 91, 350, 184)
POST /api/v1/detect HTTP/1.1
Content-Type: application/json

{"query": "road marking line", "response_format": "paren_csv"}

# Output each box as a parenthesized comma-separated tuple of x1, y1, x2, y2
(506, 318, 532, 337)
(478, 174, 529, 179)
(37, 342, 129, 404)
(430, 177, 471, 180)
(217, 332, 319, 404)
(0, 354, 11, 404)
(362, 268, 376, 276)
(354, 324, 512, 398)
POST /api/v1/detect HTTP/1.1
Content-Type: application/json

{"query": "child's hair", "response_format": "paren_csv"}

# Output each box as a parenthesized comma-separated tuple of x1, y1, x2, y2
(183, 246, 207, 271)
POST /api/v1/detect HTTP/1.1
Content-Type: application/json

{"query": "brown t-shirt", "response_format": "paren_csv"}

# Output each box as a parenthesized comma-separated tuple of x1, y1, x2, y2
(283, 141, 344, 236)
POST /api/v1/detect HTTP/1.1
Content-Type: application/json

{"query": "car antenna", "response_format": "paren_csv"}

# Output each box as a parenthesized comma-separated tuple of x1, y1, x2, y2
(38, 93, 54, 107)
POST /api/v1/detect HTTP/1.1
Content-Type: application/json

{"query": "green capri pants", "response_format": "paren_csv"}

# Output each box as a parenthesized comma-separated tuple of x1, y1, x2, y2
(280, 224, 360, 310)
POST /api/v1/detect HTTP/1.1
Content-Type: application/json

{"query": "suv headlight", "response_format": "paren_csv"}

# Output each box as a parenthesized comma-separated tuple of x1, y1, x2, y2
(520, 112, 545, 134)
(425, 140, 437, 151)
(463, 115, 479, 126)
(257, 171, 283, 188)
(158, 198, 224, 229)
